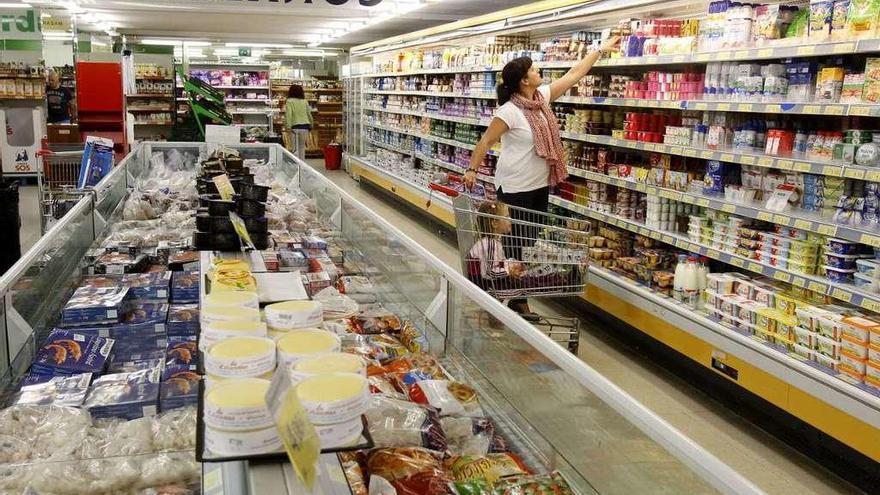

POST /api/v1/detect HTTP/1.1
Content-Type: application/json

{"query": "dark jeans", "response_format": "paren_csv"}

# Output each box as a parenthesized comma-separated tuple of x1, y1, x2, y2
(496, 186, 550, 306)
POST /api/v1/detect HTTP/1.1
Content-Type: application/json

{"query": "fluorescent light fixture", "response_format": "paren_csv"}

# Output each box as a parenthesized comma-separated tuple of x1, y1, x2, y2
(225, 42, 295, 49)
(142, 39, 210, 46)
(282, 49, 331, 57)
(0, 2, 32, 7)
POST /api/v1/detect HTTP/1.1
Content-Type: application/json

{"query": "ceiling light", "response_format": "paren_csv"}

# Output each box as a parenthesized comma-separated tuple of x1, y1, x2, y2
(225, 42, 295, 49)
(91, 40, 108, 46)
(141, 39, 209, 46)
(0, 2, 32, 7)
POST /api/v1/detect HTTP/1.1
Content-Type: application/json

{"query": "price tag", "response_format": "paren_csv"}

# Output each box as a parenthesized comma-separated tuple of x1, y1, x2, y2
(826, 105, 845, 116)
(797, 45, 817, 55)
(817, 224, 838, 236)
(738, 103, 754, 112)
(843, 168, 865, 179)
(707, 249, 721, 259)
(849, 105, 871, 117)
(774, 271, 792, 283)
(757, 48, 774, 58)
(860, 233, 880, 247)
(635, 183, 647, 192)
(765, 104, 782, 113)
(721, 204, 736, 213)
(647, 186, 658, 195)
(717, 103, 731, 111)
(748, 262, 764, 274)
(684, 148, 698, 157)
(803, 105, 821, 114)
(773, 214, 790, 225)
(715, 51, 731, 60)
(833, 42, 855, 54)
(808, 281, 827, 293)
(730, 257, 745, 268)
(861, 298, 880, 313)
(646, 143, 657, 151)
(639, 227, 650, 236)
(625, 99, 636, 107)
(776, 159, 794, 170)
(734, 50, 749, 59)
(696, 198, 710, 208)
(822, 165, 843, 176)
(793, 219, 812, 230)
(659, 189, 681, 201)
(673, 55, 685, 63)
(700, 150, 714, 159)
(720, 153, 734, 162)
(741, 155, 756, 165)
(831, 288, 853, 303)
(754, 157, 773, 168)
(637, 100, 647, 107)
(792, 277, 806, 288)
(757, 211, 773, 221)
(668, 145, 682, 155)
(266, 368, 321, 489)
(212, 174, 236, 201)
(692, 102, 708, 111)
(792, 162, 812, 173)
(662, 235, 675, 244)
(866, 170, 880, 182)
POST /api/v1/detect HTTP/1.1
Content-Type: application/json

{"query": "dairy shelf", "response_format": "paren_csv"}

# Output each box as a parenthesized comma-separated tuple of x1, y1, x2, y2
(567, 167, 880, 247)
(550, 195, 880, 312)
(364, 121, 498, 155)
(364, 89, 496, 99)
(415, 152, 495, 184)
(365, 105, 491, 126)
(349, 155, 453, 207)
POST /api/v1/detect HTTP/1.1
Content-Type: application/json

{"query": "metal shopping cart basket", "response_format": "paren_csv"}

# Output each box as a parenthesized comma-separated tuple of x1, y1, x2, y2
(37, 147, 86, 234)
(429, 182, 591, 353)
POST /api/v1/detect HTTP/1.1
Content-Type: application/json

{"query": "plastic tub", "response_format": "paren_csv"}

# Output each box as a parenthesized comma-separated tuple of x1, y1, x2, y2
(825, 253, 867, 269)
(826, 238, 862, 255)
(824, 265, 856, 283)
(856, 258, 880, 277)
(854, 272, 878, 292)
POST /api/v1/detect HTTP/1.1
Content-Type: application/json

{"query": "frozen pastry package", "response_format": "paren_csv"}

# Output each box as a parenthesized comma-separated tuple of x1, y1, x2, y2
(122, 271, 172, 300)
(83, 368, 162, 420)
(15, 373, 92, 407)
(33, 329, 114, 376)
(365, 394, 448, 451)
(408, 380, 485, 418)
(60, 286, 129, 326)
(366, 447, 453, 495)
(445, 453, 531, 485)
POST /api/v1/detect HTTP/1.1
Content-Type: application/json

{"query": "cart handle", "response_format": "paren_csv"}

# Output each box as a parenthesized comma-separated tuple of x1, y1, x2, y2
(36, 149, 55, 157)
(429, 182, 460, 198)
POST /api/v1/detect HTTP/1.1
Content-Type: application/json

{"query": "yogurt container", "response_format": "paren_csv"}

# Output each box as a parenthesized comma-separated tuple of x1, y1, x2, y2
(854, 272, 878, 292)
(824, 265, 856, 283)
(825, 238, 862, 255)
(824, 253, 864, 269)
(856, 258, 880, 277)
(206, 336, 277, 380)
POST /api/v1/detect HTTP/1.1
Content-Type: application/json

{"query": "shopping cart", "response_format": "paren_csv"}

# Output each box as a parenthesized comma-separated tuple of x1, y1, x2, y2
(36, 147, 86, 233)
(430, 184, 591, 353)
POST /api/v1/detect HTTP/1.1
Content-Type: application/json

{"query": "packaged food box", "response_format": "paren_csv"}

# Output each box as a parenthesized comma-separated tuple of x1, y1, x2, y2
(279, 250, 308, 271)
(774, 293, 802, 315)
(122, 271, 172, 300)
(171, 271, 200, 302)
(304, 272, 332, 296)
(166, 337, 198, 367)
(816, 352, 838, 370)
(792, 343, 815, 360)
(795, 306, 818, 331)
(60, 286, 129, 326)
(840, 334, 869, 358)
(33, 329, 114, 375)
(167, 304, 200, 337)
(169, 250, 200, 271)
(816, 334, 841, 358)
(83, 368, 161, 420)
(107, 356, 164, 374)
(159, 369, 201, 411)
(856, 258, 880, 277)
(793, 326, 817, 348)
(90, 252, 149, 275)
(15, 372, 92, 407)
(79, 275, 122, 291)
(825, 238, 864, 254)
(867, 360, 880, 385)
(816, 314, 845, 339)
(872, 326, 880, 346)
(839, 351, 868, 376)
(841, 316, 878, 342)
(854, 272, 877, 291)
(109, 349, 165, 370)
(112, 336, 169, 355)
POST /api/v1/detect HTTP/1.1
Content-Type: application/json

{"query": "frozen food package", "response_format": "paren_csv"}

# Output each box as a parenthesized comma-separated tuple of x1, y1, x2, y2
(491, 472, 576, 495)
(441, 417, 509, 456)
(366, 447, 453, 495)
(313, 286, 359, 320)
(848, 0, 880, 37)
(337, 275, 375, 294)
(350, 306, 403, 334)
(15, 373, 92, 407)
(445, 453, 531, 484)
(408, 380, 485, 418)
(365, 394, 449, 452)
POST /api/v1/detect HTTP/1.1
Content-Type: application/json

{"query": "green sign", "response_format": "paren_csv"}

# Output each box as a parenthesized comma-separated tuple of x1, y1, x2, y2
(0, 9, 38, 40)
(238, 47, 251, 57)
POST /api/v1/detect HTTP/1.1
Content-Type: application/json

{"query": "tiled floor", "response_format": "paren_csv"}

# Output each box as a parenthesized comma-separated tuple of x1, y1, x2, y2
(313, 162, 865, 495)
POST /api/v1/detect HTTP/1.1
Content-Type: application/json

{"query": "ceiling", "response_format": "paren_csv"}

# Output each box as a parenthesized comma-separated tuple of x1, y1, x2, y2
(30, 0, 537, 48)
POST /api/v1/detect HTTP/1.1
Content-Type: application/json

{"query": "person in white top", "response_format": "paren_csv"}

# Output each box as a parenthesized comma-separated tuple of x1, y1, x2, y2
(463, 36, 619, 315)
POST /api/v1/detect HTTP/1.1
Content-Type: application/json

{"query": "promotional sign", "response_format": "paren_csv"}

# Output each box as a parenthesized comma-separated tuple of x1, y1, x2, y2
(0, 9, 39, 40)
(0, 106, 43, 175)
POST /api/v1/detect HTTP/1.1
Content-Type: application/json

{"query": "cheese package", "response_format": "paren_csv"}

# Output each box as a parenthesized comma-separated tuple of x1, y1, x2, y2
(276, 329, 341, 367)
(206, 425, 282, 456)
(293, 353, 367, 377)
(205, 290, 260, 310)
(33, 329, 114, 376)
(212, 269, 257, 293)
(296, 372, 369, 425)
(841, 316, 879, 343)
(206, 336, 276, 379)
(265, 300, 323, 330)
(121, 271, 172, 300)
(201, 305, 261, 326)
(204, 378, 274, 431)
(201, 320, 268, 351)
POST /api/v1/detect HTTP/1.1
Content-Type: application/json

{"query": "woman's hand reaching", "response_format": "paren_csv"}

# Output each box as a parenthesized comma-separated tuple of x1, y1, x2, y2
(463, 169, 477, 190)
(599, 35, 621, 55)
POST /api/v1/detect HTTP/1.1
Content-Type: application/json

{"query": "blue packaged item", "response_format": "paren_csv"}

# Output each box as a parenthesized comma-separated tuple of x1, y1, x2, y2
(109, 349, 165, 368)
(112, 336, 169, 355)
(119, 302, 169, 333)
(159, 369, 201, 411)
(83, 368, 161, 420)
(166, 336, 198, 366)
(32, 329, 114, 375)
(79, 274, 123, 291)
(20, 368, 61, 386)
(16, 373, 92, 407)
(60, 286, 128, 326)
(107, 356, 165, 374)
(171, 271, 200, 302)
(77, 136, 114, 189)
(703, 161, 731, 195)
(162, 363, 199, 382)
(122, 272, 172, 300)
(167, 304, 200, 337)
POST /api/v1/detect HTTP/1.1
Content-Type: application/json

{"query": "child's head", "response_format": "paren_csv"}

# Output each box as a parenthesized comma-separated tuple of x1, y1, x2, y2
(476, 201, 512, 235)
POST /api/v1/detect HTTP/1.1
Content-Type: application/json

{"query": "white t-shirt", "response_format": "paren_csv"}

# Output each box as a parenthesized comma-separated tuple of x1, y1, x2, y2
(493, 85, 552, 194)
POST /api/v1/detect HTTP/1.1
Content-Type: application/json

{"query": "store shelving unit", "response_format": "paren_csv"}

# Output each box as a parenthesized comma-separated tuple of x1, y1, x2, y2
(345, 0, 880, 478)
(187, 62, 273, 140)
(272, 76, 342, 157)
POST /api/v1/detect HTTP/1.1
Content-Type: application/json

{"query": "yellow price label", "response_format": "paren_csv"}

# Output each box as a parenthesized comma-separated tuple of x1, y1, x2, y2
(774, 271, 792, 283)
(776, 159, 794, 170)
(825, 105, 845, 116)
(267, 369, 321, 490)
(696, 198, 710, 208)
(765, 104, 782, 113)
(635, 183, 647, 192)
(659, 189, 681, 201)
(684, 148, 698, 157)
(756, 157, 773, 167)
(707, 249, 721, 259)
(831, 288, 853, 303)
(700, 150, 714, 159)
(717, 103, 731, 111)
(625, 99, 636, 107)
(738, 103, 754, 112)
(668, 145, 683, 155)
(860, 233, 880, 247)
(662, 235, 675, 244)
(748, 262, 764, 274)
(803, 105, 821, 114)
(792, 277, 807, 288)
(844, 168, 866, 179)
(793, 219, 812, 230)
(639, 227, 650, 236)
(741, 155, 756, 164)
(646, 143, 657, 151)
(817, 224, 838, 236)
(808, 281, 827, 293)
(720, 153, 735, 162)
(866, 170, 880, 182)
(672, 55, 685, 63)
(730, 257, 745, 268)
(721, 204, 736, 213)
(822, 165, 843, 176)
(833, 42, 855, 53)
(792, 162, 813, 173)
(861, 298, 880, 313)
(715, 51, 731, 60)
(757, 48, 774, 58)
(797, 45, 817, 55)
(756, 211, 773, 221)
(734, 50, 749, 59)
(212, 174, 236, 201)
(692, 102, 708, 111)
(849, 105, 871, 117)
(773, 214, 790, 225)
(647, 186, 658, 195)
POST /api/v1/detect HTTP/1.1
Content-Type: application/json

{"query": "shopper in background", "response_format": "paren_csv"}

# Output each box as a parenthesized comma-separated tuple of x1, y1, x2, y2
(464, 35, 619, 315)
(46, 69, 74, 124)
(285, 84, 314, 160)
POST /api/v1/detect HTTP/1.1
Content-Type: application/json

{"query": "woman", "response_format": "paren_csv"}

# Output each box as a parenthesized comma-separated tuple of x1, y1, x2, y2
(285, 84, 314, 160)
(464, 36, 619, 315)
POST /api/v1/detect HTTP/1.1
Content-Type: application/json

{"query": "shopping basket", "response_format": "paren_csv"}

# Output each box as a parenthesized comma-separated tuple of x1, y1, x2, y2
(430, 184, 592, 353)
(36, 148, 86, 233)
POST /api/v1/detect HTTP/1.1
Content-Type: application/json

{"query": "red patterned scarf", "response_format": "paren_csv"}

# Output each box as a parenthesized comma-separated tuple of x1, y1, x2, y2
(510, 89, 567, 187)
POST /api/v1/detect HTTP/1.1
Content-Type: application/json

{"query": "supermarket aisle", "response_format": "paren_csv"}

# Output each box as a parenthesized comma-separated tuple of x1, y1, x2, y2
(314, 162, 864, 495)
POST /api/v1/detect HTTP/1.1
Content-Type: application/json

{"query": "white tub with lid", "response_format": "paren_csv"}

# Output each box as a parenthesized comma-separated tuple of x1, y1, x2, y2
(295, 372, 369, 425)
(200, 320, 268, 351)
(204, 378, 274, 431)
(276, 329, 341, 367)
(201, 305, 261, 326)
(265, 300, 323, 330)
(206, 336, 276, 379)
(205, 291, 260, 309)
(293, 352, 366, 378)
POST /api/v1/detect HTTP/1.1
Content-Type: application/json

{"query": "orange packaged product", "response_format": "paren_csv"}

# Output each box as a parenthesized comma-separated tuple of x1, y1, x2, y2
(841, 316, 879, 343)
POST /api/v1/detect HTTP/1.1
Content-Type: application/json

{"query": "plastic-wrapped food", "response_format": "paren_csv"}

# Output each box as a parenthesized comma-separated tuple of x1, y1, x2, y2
(350, 305, 402, 334)
(440, 417, 509, 456)
(445, 453, 530, 485)
(313, 287, 359, 320)
(337, 275, 374, 295)
(366, 334, 411, 361)
(409, 380, 485, 418)
(151, 406, 197, 452)
(491, 472, 575, 495)
(366, 447, 453, 495)
(365, 395, 448, 452)
(0, 405, 91, 461)
(340, 451, 368, 495)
